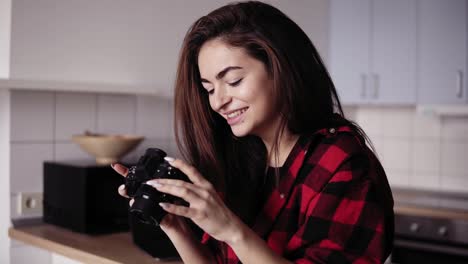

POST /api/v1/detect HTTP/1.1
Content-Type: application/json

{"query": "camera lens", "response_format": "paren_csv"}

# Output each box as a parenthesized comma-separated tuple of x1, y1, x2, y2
(144, 148, 166, 159)
(129, 184, 168, 226)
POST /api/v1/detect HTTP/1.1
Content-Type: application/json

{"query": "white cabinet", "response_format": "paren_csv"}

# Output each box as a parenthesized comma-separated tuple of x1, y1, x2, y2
(329, 0, 417, 105)
(417, 0, 467, 104)
(11, 244, 51, 264)
(329, 0, 370, 104)
(52, 253, 82, 264)
(373, 0, 417, 104)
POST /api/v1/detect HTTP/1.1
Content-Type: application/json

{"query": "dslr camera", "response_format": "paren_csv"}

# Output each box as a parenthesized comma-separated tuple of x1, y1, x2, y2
(125, 148, 189, 227)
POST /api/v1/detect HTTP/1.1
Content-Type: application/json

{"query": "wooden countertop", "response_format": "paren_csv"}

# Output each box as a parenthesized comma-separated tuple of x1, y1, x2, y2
(9, 205, 467, 264)
(9, 224, 183, 264)
(395, 205, 468, 221)
(392, 187, 468, 220)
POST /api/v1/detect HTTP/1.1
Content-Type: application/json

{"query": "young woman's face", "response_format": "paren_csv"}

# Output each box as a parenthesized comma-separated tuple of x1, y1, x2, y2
(198, 39, 280, 139)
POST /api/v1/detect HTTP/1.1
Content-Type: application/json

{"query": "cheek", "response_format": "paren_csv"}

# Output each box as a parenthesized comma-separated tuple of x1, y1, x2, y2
(254, 89, 277, 118)
(246, 83, 273, 107)
(208, 97, 215, 110)
(258, 100, 273, 119)
(238, 84, 258, 102)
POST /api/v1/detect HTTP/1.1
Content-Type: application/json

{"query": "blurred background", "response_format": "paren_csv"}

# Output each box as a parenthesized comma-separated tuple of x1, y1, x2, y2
(0, 0, 467, 263)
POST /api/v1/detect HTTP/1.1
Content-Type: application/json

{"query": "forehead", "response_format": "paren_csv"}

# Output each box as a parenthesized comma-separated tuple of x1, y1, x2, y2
(197, 39, 250, 76)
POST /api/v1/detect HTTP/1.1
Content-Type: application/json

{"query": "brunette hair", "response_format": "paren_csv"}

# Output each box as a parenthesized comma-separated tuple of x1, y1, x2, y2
(173, 1, 368, 222)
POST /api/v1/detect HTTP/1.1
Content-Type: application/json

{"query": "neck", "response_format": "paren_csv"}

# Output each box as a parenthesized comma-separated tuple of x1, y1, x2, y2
(262, 129, 299, 168)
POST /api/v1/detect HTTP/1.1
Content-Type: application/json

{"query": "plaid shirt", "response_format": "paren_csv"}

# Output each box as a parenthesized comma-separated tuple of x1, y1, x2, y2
(202, 126, 394, 264)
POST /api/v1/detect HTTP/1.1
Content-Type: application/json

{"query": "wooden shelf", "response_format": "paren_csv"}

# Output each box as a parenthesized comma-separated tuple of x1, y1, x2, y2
(9, 224, 182, 264)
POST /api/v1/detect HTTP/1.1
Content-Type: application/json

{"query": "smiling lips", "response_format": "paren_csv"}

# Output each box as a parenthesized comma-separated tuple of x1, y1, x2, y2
(226, 107, 248, 125)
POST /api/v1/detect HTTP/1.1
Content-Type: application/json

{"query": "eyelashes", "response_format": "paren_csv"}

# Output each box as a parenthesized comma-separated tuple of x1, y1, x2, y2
(206, 78, 243, 95)
(228, 78, 243, 87)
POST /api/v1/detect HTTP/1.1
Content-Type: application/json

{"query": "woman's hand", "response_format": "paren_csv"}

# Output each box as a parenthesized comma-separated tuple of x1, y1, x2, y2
(146, 158, 244, 244)
(111, 163, 188, 234)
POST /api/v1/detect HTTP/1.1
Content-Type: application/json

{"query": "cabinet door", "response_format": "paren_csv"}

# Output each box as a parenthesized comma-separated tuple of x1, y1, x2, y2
(417, 0, 467, 104)
(11, 245, 51, 264)
(372, 0, 417, 104)
(329, 0, 371, 104)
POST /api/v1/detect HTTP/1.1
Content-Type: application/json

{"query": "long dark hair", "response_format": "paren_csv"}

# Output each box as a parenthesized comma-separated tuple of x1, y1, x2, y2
(174, 1, 369, 222)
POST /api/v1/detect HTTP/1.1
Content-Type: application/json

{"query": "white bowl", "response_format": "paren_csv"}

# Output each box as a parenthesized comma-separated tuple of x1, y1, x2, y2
(72, 133, 144, 165)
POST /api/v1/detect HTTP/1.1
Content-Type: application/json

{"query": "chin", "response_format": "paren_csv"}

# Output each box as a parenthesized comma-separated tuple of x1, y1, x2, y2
(230, 123, 252, 138)
(231, 129, 249, 138)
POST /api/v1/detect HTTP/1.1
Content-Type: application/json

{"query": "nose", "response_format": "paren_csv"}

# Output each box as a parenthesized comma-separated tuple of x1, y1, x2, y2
(211, 86, 231, 111)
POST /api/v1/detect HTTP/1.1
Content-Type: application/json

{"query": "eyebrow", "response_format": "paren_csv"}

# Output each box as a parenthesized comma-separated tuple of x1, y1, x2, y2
(200, 66, 243, 83)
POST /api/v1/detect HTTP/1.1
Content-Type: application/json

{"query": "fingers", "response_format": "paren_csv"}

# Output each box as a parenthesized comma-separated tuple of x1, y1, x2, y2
(112, 164, 129, 199)
(118, 184, 129, 198)
(159, 203, 199, 219)
(147, 181, 201, 202)
(147, 178, 194, 189)
(111, 163, 129, 177)
(115, 158, 213, 220)
(165, 158, 211, 187)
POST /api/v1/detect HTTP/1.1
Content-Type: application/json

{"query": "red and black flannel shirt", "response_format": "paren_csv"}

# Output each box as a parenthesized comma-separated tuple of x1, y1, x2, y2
(202, 126, 394, 264)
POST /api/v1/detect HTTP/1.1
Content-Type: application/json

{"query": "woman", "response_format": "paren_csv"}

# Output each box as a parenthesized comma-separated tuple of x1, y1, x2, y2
(113, 1, 394, 263)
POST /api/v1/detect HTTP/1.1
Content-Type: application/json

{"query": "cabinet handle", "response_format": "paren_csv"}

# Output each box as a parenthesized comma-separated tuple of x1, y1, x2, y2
(456, 70, 464, 98)
(361, 74, 367, 98)
(372, 73, 379, 99)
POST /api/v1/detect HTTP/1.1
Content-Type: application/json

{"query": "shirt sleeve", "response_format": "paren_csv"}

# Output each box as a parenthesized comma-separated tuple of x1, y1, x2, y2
(286, 152, 393, 264)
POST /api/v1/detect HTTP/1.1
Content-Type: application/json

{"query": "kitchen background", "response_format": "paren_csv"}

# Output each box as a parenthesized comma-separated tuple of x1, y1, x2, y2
(0, 0, 467, 263)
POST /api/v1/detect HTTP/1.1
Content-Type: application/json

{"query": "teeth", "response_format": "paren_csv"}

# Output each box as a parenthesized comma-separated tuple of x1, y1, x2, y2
(227, 108, 247, 119)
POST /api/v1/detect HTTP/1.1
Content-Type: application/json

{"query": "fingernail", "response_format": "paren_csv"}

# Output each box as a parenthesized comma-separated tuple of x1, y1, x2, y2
(164, 156, 175, 163)
(146, 180, 162, 188)
(159, 202, 169, 209)
(118, 184, 125, 191)
(110, 163, 115, 168)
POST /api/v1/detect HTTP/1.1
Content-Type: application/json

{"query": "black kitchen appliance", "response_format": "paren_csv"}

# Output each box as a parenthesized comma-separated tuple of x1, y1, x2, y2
(43, 161, 129, 234)
(392, 188, 468, 264)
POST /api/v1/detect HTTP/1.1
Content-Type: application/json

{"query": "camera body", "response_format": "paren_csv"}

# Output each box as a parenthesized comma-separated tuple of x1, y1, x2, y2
(125, 148, 189, 226)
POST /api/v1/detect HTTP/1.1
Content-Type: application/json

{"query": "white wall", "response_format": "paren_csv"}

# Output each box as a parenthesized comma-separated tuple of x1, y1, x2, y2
(345, 106, 468, 192)
(9, 0, 329, 92)
(4, 0, 331, 78)
(0, 90, 11, 264)
(0, 0, 11, 262)
(9, 0, 211, 90)
(0, 0, 11, 78)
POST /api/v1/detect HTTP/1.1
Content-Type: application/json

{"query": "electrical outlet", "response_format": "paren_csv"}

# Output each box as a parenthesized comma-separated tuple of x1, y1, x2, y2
(17, 192, 43, 215)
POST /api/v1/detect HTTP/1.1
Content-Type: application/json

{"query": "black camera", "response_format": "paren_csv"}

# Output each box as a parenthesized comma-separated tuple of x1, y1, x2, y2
(125, 148, 189, 227)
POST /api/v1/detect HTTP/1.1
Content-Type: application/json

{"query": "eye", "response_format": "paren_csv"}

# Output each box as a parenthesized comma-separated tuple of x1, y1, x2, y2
(201, 84, 214, 95)
(228, 78, 243, 87)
